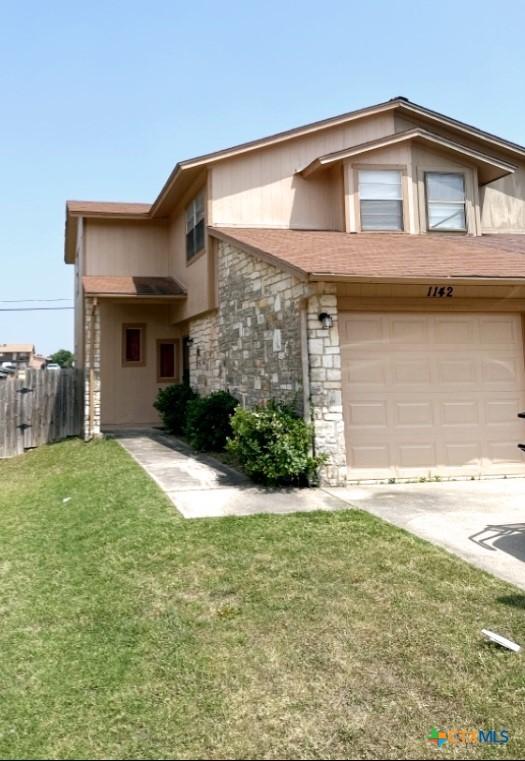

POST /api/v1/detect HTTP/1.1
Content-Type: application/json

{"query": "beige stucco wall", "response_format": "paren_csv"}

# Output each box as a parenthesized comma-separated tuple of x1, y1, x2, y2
(81, 195, 217, 326)
(167, 204, 213, 322)
(480, 169, 525, 233)
(99, 301, 182, 427)
(210, 112, 393, 230)
(84, 219, 170, 276)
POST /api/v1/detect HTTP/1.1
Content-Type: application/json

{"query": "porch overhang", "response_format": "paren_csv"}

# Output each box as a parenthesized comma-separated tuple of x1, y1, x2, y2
(82, 276, 187, 303)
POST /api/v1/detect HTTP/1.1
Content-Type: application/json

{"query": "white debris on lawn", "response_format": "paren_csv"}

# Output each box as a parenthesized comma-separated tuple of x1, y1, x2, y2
(481, 629, 521, 652)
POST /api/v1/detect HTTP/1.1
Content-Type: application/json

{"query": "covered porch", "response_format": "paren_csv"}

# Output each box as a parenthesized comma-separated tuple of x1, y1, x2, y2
(83, 276, 188, 437)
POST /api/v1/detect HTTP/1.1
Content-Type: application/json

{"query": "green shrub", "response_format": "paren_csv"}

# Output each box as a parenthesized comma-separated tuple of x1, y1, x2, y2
(227, 401, 325, 486)
(184, 391, 239, 451)
(153, 383, 198, 434)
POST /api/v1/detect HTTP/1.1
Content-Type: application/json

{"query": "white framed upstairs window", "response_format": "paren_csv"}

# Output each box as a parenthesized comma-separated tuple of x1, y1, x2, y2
(425, 172, 466, 232)
(358, 169, 403, 231)
(185, 191, 205, 261)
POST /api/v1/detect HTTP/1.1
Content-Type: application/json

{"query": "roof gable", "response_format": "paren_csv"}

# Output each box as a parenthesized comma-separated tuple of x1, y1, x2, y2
(298, 128, 518, 185)
(150, 98, 525, 215)
(65, 97, 525, 261)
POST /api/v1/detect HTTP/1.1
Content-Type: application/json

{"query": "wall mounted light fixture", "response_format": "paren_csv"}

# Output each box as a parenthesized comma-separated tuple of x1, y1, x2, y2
(318, 312, 334, 329)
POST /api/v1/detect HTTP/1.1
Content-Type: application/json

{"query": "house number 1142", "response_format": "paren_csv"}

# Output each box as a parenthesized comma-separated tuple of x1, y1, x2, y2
(427, 285, 454, 298)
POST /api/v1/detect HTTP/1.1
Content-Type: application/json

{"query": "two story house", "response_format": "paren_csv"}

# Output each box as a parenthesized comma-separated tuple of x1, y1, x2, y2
(65, 96, 525, 485)
(0, 344, 35, 370)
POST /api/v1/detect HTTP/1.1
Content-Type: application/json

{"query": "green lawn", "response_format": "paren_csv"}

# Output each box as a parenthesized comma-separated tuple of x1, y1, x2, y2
(0, 439, 524, 760)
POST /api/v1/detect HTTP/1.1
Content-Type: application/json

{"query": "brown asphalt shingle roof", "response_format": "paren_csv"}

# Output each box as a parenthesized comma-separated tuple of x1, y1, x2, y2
(209, 227, 525, 281)
(82, 276, 186, 296)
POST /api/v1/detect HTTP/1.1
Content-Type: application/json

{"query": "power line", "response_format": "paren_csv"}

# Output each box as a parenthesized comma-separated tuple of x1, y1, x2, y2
(0, 298, 72, 303)
(0, 307, 74, 312)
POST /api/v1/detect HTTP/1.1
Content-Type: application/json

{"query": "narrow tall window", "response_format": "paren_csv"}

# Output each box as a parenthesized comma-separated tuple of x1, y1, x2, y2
(122, 324, 146, 367)
(358, 169, 403, 231)
(425, 172, 466, 231)
(185, 191, 205, 261)
(157, 339, 178, 382)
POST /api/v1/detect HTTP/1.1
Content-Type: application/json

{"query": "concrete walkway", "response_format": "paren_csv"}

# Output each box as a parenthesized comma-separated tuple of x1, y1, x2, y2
(113, 429, 525, 590)
(113, 429, 345, 519)
(326, 480, 525, 591)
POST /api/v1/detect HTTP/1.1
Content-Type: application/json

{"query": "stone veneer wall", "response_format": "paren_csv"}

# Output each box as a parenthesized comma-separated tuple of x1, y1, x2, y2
(83, 296, 101, 439)
(187, 240, 348, 485)
(216, 241, 307, 409)
(188, 311, 223, 395)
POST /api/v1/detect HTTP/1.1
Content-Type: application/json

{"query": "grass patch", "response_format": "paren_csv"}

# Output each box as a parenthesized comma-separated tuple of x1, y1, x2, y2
(0, 438, 524, 759)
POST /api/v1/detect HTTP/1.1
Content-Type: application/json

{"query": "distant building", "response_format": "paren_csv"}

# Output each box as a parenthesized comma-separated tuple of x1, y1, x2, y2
(29, 353, 47, 370)
(0, 344, 36, 370)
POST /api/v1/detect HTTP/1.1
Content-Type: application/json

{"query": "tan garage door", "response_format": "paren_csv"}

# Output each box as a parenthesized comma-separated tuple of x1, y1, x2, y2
(340, 312, 525, 480)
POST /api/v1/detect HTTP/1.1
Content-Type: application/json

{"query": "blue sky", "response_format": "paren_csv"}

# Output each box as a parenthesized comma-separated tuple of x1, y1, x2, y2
(1, 0, 524, 355)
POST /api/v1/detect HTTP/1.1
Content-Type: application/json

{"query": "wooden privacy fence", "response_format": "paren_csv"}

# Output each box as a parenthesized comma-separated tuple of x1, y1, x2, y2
(0, 369, 84, 458)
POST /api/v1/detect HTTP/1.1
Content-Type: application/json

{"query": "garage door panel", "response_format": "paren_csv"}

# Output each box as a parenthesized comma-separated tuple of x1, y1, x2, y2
(340, 314, 383, 345)
(436, 358, 477, 385)
(346, 357, 386, 385)
(480, 317, 520, 344)
(434, 318, 476, 344)
(390, 317, 429, 344)
(441, 442, 482, 467)
(485, 398, 522, 424)
(349, 444, 391, 470)
(346, 401, 388, 427)
(440, 399, 479, 426)
(392, 359, 432, 384)
(482, 443, 525, 475)
(398, 443, 437, 468)
(481, 356, 521, 385)
(394, 401, 433, 426)
(341, 312, 525, 480)
(395, 401, 433, 426)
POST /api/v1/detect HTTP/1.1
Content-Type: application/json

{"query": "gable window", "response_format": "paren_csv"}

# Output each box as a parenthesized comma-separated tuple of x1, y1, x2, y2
(425, 172, 466, 231)
(157, 339, 179, 382)
(185, 191, 205, 261)
(122, 323, 146, 367)
(358, 169, 403, 231)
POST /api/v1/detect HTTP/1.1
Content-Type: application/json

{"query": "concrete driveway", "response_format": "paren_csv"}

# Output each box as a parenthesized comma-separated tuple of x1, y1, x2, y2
(327, 479, 525, 590)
